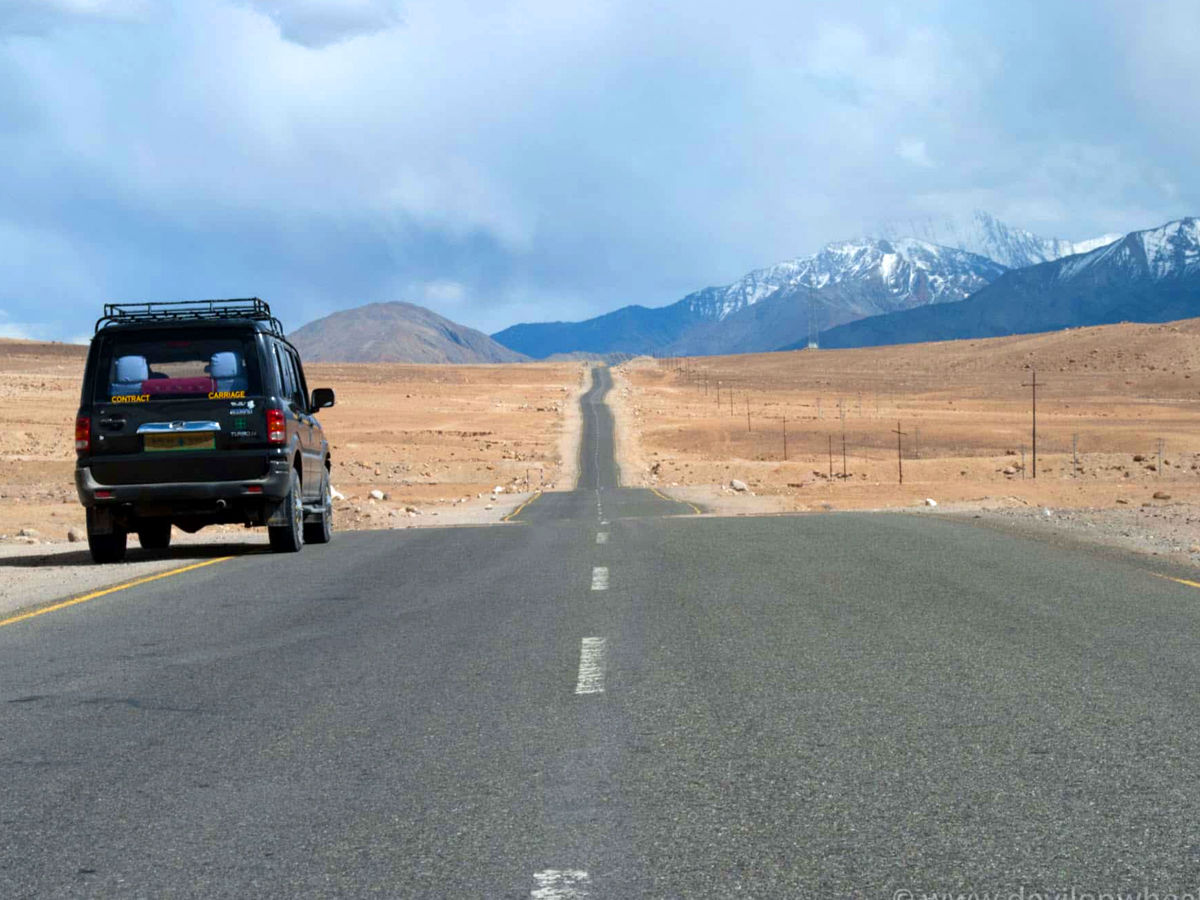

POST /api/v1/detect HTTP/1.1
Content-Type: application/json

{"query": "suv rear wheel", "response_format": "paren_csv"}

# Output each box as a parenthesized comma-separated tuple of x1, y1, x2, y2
(304, 470, 333, 544)
(87, 507, 127, 564)
(268, 468, 305, 553)
(137, 520, 172, 550)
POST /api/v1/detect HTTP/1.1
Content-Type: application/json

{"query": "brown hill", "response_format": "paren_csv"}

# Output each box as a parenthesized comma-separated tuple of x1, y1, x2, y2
(289, 301, 528, 364)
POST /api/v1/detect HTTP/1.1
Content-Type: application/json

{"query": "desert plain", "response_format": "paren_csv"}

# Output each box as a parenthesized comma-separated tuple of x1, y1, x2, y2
(2, 318, 1200, 566)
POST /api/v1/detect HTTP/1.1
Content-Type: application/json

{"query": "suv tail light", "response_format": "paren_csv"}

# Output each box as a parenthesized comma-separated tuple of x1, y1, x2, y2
(75, 416, 90, 453)
(266, 407, 286, 444)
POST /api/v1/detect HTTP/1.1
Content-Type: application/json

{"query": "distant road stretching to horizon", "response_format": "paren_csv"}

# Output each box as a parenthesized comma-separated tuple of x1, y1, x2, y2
(3, 367, 1200, 897)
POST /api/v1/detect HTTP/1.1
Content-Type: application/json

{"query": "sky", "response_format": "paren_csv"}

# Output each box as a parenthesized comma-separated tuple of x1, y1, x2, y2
(0, 0, 1198, 342)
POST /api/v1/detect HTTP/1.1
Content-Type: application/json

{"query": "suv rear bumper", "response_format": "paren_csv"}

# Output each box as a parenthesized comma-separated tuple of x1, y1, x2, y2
(75, 458, 293, 508)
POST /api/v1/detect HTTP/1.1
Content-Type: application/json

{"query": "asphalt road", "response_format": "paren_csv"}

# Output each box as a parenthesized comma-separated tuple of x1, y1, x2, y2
(4, 367, 1200, 898)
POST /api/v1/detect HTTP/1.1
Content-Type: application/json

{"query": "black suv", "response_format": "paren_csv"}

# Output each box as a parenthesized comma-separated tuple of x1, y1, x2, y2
(75, 298, 336, 562)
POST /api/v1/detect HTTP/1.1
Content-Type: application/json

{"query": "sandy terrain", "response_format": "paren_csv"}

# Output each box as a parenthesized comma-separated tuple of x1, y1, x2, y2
(614, 318, 1200, 563)
(0, 338, 586, 545)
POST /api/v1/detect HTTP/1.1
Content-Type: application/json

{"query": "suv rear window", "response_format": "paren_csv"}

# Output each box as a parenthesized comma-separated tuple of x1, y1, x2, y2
(94, 332, 262, 403)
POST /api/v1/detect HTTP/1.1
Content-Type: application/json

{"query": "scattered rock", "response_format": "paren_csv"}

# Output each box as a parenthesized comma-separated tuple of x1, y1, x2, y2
(1116, 498, 1129, 505)
(1043, 508, 1053, 517)
(493, 486, 505, 493)
(369, 489, 386, 501)
(17, 528, 38, 538)
(67, 528, 82, 543)
(924, 498, 938, 507)
(330, 486, 346, 501)
(1133, 454, 1146, 462)
(1153, 491, 1171, 500)
(484, 504, 494, 510)
(1002, 466, 1017, 476)
(730, 479, 748, 492)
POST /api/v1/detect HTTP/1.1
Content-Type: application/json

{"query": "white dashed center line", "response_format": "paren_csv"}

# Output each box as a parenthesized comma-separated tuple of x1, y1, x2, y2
(532, 869, 591, 898)
(596, 532, 608, 544)
(574, 638, 607, 695)
(590, 566, 609, 590)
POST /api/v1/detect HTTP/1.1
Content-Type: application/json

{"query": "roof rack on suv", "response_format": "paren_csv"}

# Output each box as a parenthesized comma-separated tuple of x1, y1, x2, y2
(94, 298, 286, 338)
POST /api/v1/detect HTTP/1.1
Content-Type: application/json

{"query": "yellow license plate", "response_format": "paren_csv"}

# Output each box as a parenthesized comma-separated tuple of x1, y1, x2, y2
(144, 432, 216, 452)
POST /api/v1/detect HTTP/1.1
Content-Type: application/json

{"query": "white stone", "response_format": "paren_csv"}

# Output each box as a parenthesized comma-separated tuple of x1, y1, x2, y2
(369, 489, 386, 501)
(924, 498, 938, 507)
(730, 479, 748, 492)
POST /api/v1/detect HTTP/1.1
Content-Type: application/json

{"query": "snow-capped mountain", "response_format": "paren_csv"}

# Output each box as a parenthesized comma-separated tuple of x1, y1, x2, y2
(661, 238, 1009, 355)
(680, 238, 1006, 325)
(494, 238, 1009, 358)
(492, 213, 1152, 359)
(812, 217, 1200, 350)
(877, 210, 1121, 270)
(1057, 217, 1200, 282)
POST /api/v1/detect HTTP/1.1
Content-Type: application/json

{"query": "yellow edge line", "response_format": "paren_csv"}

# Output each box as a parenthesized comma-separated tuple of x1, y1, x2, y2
(1152, 573, 1200, 591)
(0, 556, 232, 629)
(503, 491, 542, 522)
(650, 487, 702, 515)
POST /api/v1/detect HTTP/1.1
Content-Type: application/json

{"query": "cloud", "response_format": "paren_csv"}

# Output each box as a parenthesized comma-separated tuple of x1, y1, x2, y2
(242, 0, 403, 48)
(0, 308, 35, 339)
(0, 0, 1196, 340)
(897, 138, 933, 168)
(0, 0, 151, 35)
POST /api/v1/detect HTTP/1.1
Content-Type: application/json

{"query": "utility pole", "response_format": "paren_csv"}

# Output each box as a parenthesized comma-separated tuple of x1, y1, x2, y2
(1157, 437, 1165, 477)
(745, 396, 751, 433)
(729, 389, 734, 417)
(828, 434, 833, 479)
(782, 414, 788, 461)
(1072, 433, 1079, 475)
(892, 421, 907, 484)
(1021, 369, 1044, 478)
(840, 404, 847, 478)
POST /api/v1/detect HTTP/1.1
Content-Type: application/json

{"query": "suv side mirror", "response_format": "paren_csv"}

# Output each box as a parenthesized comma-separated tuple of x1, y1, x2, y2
(310, 387, 336, 412)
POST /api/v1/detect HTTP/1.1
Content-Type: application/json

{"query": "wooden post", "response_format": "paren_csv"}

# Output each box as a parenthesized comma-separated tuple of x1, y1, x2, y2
(1021, 369, 1044, 478)
(892, 421, 907, 484)
(745, 396, 751, 433)
(782, 414, 788, 461)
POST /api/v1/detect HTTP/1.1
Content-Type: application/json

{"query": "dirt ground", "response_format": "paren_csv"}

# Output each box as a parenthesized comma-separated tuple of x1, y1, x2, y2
(0, 338, 586, 544)
(613, 318, 1200, 565)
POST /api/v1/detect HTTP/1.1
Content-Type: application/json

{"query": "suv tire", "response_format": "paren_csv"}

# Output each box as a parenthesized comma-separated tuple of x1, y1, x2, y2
(87, 508, 127, 564)
(137, 521, 172, 550)
(269, 468, 305, 553)
(304, 471, 333, 545)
